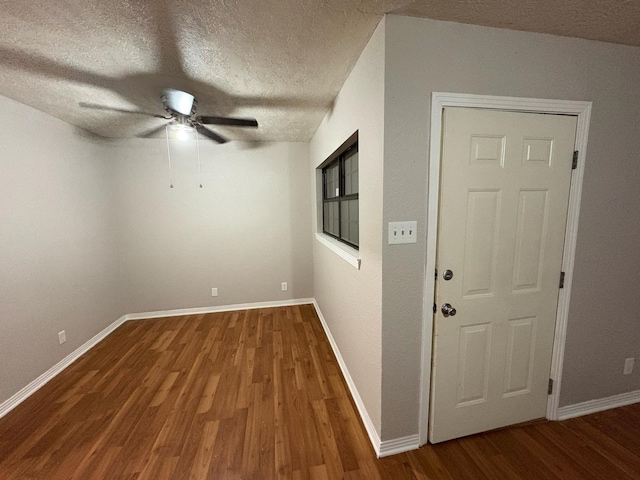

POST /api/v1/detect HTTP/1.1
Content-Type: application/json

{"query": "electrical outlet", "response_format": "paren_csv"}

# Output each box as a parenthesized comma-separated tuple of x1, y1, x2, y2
(281, 282, 288, 291)
(388, 221, 417, 244)
(624, 357, 634, 375)
(211, 288, 218, 297)
(58, 330, 66, 345)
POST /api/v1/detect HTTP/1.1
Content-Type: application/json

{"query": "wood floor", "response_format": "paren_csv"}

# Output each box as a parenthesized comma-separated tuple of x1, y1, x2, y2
(1, 304, 639, 479)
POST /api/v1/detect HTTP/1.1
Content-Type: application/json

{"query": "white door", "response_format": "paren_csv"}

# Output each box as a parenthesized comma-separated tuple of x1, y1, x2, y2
(429, 107, 577, 443)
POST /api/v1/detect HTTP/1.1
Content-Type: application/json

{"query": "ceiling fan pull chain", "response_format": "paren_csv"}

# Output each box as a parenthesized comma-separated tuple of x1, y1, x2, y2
(196, 132, 203, 188)
(165, 125, 174, 188)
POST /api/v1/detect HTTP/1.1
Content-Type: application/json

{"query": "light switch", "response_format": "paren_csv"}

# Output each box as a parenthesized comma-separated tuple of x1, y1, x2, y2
(388, 221, 417, 244)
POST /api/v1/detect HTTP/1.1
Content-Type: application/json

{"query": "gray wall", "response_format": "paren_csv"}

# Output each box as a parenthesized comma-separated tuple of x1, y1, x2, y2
(381, 15, 640, 439)
(110, 139, 313, 313)
(0, 95, 122, 404)
(310, 20, 385, 433)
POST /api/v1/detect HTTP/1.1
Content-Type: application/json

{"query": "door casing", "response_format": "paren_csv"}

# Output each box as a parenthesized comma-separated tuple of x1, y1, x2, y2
(418, 93, 592, 446)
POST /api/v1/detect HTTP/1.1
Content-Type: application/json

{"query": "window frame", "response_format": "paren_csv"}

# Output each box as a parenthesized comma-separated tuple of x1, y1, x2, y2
(321, 139, 359, 249)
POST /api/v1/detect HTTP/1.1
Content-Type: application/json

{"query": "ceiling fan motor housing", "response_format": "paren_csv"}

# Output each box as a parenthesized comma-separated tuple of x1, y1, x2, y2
(162, 89, 195, 116)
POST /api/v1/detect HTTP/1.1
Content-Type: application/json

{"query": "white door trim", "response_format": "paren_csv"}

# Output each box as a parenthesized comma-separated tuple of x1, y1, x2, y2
(419, 92, 592, 446)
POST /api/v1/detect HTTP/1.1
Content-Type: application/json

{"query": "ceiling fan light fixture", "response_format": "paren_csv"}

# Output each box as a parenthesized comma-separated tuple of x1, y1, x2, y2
(166, 123, 195, 141)
(163, 89, 195, 116)
(165, 123, 203, 189)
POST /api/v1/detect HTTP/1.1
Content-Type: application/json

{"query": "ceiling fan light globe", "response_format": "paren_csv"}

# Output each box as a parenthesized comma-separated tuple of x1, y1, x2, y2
(166, 123, 195, 141)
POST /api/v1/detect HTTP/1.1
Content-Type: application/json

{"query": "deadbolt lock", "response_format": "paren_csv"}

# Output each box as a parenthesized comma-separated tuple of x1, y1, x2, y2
(443, 269, 453, 281)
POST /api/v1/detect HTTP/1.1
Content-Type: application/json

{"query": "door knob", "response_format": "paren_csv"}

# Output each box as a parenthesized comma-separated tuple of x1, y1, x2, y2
(441, 303, 457, 317)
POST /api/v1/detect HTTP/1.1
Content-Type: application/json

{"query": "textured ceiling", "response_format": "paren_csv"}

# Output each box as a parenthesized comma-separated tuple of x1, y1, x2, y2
(0, 0, 638, 142)
(393, 0, 640, 47)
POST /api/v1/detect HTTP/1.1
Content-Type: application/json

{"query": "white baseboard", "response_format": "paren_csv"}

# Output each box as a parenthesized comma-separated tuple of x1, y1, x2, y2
(379, 434, 421, 458)
(0, 298, 314, 420)
(0, 314, 128, 419)
(311, 300, 384, 456)
(125, 298, 315, 321)
(312, 300, 420, 458)
(557, 390, 640, 420)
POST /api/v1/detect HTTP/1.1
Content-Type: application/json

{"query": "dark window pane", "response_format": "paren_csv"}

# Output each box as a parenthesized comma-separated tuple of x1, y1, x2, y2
(331, 202, 340, 236)
(340, 199, 359, 246)
(325, 163, 339, 199)
(323, 201, 339, 237)
(344, 149, 358, 195)
(323, 203, 330, 235)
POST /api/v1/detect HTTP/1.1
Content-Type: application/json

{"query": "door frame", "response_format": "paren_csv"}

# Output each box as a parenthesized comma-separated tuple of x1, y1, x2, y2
(419, 93, 592, 446)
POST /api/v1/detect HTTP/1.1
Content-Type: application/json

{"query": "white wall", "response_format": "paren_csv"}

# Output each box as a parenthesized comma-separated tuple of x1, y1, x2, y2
(109, 139, 313, 313)
(310, 19, 385, 434)
(0, 95, 122, 405)
(380, 15, 640, 440)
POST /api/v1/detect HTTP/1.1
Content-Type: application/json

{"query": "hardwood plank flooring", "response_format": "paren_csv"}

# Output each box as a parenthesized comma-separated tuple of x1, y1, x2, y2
(1, 304, 639, 479)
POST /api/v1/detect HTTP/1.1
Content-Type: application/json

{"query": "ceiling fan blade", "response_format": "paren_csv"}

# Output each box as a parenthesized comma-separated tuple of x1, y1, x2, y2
(197, 116, 259, 128)
(195, 124, 228, 144)
(137, 123, 171, 138)
(80, 102, 168, 119)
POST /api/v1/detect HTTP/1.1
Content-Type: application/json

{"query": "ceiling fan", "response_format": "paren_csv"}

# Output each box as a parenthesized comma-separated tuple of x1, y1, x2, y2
(80, 88, 259, 144)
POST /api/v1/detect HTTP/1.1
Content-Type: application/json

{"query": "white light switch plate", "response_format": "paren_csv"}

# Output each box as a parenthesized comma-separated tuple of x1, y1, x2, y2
(388, 221, 417, 244)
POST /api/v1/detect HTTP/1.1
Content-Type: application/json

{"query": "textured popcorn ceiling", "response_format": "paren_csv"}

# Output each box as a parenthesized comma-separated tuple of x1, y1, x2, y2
(393, 0, 640, 47)
(0, 0, 638, 142)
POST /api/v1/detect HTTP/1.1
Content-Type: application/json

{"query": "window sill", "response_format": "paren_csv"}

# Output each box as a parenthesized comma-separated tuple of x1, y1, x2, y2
(315, 233, 361, 270)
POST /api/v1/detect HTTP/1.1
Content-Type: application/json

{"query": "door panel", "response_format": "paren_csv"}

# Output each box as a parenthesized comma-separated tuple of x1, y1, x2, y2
(470, 135, 505, 167)
(456, 323, 492, 406)
(512, 189, 548, 292)
(503, 316, 537, 396)
(462, 190, 501, 297)
(429, 107, 577, 443)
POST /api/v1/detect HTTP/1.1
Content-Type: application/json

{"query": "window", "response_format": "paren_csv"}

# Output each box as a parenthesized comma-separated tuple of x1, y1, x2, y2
(322, 141, 358, 248)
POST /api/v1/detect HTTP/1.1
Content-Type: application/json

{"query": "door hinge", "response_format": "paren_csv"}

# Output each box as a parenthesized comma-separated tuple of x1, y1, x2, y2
(559, 271, 565, 288)
(572, 151, 578, 170)
(435, 268, 438, 279)
(548, 378, 554, 395)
